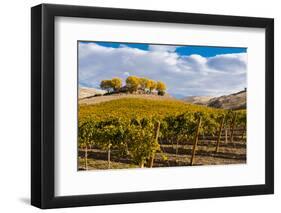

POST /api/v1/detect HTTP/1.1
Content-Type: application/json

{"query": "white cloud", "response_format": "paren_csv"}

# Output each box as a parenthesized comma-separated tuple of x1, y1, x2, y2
(148, 45, 178, 52)
(79, 43, 247, 97)
(123, 72, 130, 77)
(207, 53, 247, 73)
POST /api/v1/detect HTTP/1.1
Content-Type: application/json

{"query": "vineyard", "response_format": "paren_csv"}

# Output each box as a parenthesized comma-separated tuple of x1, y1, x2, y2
(78, 97, 246, 170)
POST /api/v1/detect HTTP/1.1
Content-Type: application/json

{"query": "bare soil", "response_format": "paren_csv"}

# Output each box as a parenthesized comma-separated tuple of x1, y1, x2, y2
(78, 136, 246, 170)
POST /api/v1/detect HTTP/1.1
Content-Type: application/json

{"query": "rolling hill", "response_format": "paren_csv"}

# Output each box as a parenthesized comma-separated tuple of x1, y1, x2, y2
(79, 87, 107, 99)
(182, 96, 214, 105)
(183, 89, 246, 110)
(79, 97, 224, 123)
(79, 87, 246, 110)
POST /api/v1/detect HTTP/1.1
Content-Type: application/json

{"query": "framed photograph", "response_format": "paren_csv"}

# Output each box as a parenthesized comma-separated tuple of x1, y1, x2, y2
(31, 3, 274, 209)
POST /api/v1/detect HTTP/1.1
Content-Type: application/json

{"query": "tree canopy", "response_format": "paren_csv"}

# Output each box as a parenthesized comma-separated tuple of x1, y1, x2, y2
(148, 79, 157, 92)
(100, 75, 167, 95)
(100, 77, 122, 93)
(139, 77, 149, 91)
(126, 76, 140, 93)
(156, 81, 167, 95)
(100, 80, 113, 93)
(111, 77, 122, 91)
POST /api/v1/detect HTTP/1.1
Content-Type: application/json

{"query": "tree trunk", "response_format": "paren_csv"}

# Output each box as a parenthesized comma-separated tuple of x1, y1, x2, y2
(190, 116, 201, 166)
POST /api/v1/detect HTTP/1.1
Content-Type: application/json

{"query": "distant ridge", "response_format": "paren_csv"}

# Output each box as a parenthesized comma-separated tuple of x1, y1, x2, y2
(182, 89, 246, 110)
(182, 96, 213, 105)
(79, 87, 107, 99)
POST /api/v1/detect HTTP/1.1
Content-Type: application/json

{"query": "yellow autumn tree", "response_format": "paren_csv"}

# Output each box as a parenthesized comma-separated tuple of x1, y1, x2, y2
(148, 79, 157, 93)
(139, 77, 150, 92)
(111, 77, 122, 92)
(156, 81, 166, 95)
(126, 76, 140, 93)
(100, 80, 113, 93)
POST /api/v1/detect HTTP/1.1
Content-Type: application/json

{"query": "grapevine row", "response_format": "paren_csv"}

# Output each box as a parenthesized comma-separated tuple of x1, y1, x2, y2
(78, 110, 246, 169)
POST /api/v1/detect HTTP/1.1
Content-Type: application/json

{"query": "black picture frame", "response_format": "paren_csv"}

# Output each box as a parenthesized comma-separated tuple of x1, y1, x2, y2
(31, 3, 274, 209)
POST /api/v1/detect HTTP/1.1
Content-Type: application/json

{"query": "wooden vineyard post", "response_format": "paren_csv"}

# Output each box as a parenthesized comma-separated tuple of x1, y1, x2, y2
(148, 121, 161, 168)
(225, 128, 228, 143)
(139, 161, 145, 168)
(230, 113, 237, 143)
(85, 143, 88, 170)
(108, 143, 112, 169)
(175, 140, 179, 156)
(215, 115, 225, 153)
(241, 124, 246, 141)
(190, 116, 201, 166)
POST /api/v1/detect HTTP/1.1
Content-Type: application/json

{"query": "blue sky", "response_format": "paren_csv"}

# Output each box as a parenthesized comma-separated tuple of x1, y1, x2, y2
(79, 41, 247, 98)
(81, 41, 246, 57)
